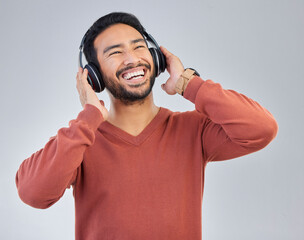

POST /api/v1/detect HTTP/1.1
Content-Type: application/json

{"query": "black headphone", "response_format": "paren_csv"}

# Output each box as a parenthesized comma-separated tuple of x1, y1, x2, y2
(79, 28, 167, 92)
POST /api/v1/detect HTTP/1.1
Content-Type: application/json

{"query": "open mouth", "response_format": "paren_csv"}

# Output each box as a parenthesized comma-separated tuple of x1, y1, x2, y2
(120, 67, 147, 84)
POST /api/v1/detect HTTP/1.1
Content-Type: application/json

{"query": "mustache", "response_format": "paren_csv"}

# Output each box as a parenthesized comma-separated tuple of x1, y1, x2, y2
(116, 63, 151, 79)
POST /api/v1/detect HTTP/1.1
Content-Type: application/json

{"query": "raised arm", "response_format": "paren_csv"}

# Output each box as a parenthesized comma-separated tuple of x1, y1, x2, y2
(184, 76, 278, 161)
(160, 46, 278, 162)
(15, 68, 107, 208)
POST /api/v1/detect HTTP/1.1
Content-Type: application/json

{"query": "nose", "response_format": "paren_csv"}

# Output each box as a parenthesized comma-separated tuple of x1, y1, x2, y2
(123, 50, 140, 66)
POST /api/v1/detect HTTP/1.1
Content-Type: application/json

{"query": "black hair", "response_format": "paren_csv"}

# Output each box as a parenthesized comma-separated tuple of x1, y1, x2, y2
(83, 12, 145, 70)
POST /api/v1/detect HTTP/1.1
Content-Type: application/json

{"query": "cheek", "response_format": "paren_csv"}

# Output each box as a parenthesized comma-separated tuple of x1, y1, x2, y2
(142, 51, 154, 70)
(99, 60, 120, 78)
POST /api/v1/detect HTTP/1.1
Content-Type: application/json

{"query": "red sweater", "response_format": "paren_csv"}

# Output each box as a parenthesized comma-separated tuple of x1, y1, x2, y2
(16, 76, 278, 240)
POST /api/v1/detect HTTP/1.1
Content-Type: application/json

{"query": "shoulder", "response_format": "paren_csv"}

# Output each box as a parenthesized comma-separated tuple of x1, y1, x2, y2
(162, 107, 206, 127)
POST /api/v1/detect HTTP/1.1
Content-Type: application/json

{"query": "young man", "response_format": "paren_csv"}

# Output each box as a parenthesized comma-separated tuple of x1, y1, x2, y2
(16, 12, 278, 240)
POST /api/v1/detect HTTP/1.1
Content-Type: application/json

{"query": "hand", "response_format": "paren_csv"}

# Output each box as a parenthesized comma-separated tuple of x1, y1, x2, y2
(76, 67, 108, 120)
(159, 46, 185, 95)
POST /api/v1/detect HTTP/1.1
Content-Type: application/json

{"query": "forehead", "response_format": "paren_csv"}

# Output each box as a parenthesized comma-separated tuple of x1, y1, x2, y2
(94, 23, 144, 52)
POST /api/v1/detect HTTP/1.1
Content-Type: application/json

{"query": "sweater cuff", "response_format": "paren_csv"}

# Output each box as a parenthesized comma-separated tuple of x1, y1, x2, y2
(183, 76, 205, 103)
(75, 104, 104, 131)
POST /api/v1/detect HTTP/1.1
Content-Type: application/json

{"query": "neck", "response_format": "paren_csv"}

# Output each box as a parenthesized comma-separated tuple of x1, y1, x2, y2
(107, 93, 160, 136)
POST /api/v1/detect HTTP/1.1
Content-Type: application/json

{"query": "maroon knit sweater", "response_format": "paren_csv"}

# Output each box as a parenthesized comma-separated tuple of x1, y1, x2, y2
(16, 76, 278, 240)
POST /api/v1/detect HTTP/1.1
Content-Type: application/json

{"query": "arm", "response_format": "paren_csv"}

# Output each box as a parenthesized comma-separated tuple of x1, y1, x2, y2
(16, 68, 108, 208)
(16, 105, 104, 208)
(183, 76, 278, 161)
(160, 47, 278, 162)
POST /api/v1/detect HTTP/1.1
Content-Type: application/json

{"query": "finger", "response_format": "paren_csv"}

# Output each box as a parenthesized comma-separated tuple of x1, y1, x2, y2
(76, 68, 84, 81)
(76, 68, 88, 91)
(160, 46, 173, 57)
(80, 69, 90, 87)
(77, 67, 83, 81)
(81, 69, 88, 81)
(161, 83, 170, 93)
(76, 71, 81, 89)
(161, 84, 166, 91)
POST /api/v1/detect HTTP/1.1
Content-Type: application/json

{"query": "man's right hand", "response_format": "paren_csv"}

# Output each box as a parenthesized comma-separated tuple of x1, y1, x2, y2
(76, 67, 108, 120)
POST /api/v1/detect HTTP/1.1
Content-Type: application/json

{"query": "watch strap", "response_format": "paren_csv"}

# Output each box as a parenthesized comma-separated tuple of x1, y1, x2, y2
(175, 68, 196, 95)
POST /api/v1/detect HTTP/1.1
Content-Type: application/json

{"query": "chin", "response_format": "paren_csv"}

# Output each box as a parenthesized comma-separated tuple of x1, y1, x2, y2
(105, 70, 156, 104)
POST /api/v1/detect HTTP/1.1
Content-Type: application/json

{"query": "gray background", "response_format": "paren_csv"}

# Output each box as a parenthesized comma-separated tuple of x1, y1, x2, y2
(1, 0, 303, 239)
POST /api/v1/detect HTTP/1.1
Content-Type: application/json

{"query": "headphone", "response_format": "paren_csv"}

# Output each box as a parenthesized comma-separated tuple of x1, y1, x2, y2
(79, 28, 167, 92)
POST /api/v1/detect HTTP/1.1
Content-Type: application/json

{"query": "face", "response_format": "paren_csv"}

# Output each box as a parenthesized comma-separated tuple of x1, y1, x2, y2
(94, 23, 155, 104)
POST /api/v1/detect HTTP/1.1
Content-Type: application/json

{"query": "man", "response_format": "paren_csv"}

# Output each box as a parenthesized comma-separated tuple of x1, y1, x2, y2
(16, 12, 278, 240)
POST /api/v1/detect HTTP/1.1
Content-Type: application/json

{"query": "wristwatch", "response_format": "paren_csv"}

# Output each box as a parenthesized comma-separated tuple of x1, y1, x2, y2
(175, 68, 200, 95)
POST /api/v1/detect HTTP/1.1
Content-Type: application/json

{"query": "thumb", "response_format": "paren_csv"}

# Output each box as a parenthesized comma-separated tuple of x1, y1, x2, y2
(161, 78, 176, 95)
(161, 83, 173, 95)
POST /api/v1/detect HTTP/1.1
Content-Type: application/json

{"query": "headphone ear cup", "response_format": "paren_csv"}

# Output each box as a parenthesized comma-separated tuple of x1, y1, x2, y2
(149, 48, 167, 77)
(84, 63, 105, 92)
(149, 48, 160, 77)
(156, 48, 167, 73)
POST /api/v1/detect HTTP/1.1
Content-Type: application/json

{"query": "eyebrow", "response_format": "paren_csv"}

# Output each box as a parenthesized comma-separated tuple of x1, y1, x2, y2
(103, 38, 146, 54)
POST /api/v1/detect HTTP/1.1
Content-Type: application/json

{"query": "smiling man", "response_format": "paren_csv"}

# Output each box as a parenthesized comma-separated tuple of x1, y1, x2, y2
(16, 12, 278, 240)
(96, 24, 155, 104)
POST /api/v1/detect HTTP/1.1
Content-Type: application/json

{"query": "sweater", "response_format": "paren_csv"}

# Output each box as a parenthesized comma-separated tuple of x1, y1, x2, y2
(16, 76, 278, 240)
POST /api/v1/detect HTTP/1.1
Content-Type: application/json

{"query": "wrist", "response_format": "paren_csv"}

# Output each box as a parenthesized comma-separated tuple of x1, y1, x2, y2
(175, 68, 200, 95)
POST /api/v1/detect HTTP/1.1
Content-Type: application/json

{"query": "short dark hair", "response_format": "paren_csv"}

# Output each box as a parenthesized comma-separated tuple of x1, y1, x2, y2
(83, 12, 145, 70)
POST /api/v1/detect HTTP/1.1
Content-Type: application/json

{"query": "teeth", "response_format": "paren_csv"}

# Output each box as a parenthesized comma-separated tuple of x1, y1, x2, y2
(123, 70, 144, 80)
(132, 76, 142, 80)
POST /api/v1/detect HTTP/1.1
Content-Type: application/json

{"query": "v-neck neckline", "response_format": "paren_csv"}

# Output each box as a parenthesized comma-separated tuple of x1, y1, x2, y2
(98, 107, 170, 146)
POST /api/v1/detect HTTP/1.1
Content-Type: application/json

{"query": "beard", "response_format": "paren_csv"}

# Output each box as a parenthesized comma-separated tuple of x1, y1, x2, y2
(102, 63, 156, 105)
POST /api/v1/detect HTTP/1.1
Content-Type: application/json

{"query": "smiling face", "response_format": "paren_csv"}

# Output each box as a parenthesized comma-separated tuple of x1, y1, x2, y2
(94, 23, 155, 104)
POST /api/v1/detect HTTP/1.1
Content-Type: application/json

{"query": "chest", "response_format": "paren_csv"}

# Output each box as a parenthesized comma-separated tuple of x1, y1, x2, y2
(80, 125, 203, 191)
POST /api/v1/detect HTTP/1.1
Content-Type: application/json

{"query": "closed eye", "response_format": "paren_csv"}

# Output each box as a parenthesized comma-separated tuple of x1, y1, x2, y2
(135, 45, 145, 49)
(109, 51, 122, 56)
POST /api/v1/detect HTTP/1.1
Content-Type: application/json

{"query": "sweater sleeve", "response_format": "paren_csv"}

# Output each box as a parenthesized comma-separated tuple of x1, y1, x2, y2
(15, 104, 104, 209)
(183, 76, 278, 162)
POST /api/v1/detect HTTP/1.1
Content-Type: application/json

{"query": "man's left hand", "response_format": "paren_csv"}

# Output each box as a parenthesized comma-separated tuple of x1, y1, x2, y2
(160, 46, 185, 95)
